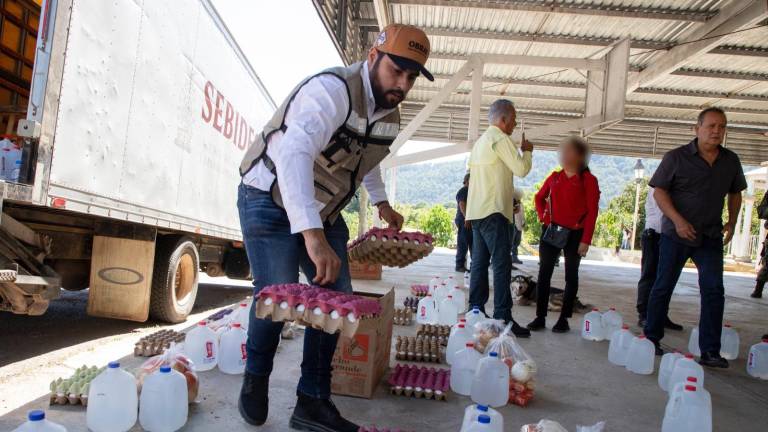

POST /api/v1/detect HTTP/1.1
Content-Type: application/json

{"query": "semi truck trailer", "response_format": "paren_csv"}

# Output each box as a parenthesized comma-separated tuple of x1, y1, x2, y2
(0, 0, 275, 322)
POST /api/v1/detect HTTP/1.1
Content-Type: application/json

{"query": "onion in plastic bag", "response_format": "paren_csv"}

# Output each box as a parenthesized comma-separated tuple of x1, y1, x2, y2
(137, 342, 199, 403)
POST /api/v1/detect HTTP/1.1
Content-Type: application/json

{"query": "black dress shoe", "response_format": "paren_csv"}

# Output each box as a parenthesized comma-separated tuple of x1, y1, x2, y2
(638, 317, 647, 328)
(654, 344, 664, 356)
(289, 392, 359, 432)
(512, 257, 523, 264)
(526, 316, 546, 331)
(455, 265, 469, 273)
(510, 320, 531, 338)
(551, 317, 570, 333)
(238, 372, 269, 426)
(751, 289, 763, 298)
(510, 264, 519, 271)
(699, 352, 729, 368)
(664, 318, 684, 331)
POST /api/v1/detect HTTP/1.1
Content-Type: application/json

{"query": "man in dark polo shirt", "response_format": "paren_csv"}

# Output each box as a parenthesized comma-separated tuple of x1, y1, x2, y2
(455, 173, 472, 272)
(644, 107, 746, 368)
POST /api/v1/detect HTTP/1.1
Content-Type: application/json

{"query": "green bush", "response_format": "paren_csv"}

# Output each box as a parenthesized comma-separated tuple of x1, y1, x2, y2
(417, 205, 454, 247)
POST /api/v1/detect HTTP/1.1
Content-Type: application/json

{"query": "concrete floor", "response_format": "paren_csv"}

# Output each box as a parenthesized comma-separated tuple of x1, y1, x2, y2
(1, 248, 767, 431)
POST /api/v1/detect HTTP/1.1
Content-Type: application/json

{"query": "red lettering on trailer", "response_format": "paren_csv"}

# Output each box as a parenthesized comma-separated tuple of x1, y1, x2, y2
(201, 80, 258, 151)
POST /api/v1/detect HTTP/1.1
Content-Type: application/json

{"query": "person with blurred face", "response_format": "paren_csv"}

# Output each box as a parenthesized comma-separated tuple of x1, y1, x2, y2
(466, 99, 534, 337)
(237, 24, 432, 431)
(644, 107, 746, 369)
(527, 137, 600, 333)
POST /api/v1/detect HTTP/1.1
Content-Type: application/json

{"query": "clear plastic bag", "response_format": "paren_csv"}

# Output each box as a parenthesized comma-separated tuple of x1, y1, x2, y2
(137, 342, 199, 403)
(483, 323, 538, 407)
(520, 420, 569, 432)
(472, 318, 506, 353)
(576, 422, 606, 432)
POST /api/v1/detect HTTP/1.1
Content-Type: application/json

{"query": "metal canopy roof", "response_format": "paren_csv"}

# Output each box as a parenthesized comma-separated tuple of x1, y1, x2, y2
(313, 0, 768, 165)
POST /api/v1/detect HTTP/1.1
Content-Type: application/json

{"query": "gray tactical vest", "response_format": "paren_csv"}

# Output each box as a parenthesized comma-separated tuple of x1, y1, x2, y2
(240, 62, 400, 224)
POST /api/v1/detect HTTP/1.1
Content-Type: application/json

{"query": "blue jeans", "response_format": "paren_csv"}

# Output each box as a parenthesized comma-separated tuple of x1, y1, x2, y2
(644, 234, 724, 354)
(510, 224, 522, 260)
(469, 213, 513, 322)
(237, 184, 352, 399)
(455, 219, 472, 268)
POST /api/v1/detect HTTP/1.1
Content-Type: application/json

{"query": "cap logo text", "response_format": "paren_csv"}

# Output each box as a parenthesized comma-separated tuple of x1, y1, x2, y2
(408, 40, 428, 56)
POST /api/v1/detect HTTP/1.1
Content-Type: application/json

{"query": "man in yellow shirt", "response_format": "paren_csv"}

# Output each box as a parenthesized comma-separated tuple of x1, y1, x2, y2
(466, 99, 533, 337)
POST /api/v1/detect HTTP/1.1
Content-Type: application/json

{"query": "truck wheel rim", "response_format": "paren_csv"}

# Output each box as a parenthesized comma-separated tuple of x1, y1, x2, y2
(174, 254, 195, 306)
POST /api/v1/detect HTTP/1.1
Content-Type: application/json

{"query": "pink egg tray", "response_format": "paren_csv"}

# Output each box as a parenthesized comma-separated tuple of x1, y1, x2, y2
(387, 364, 451, 401)
(254, 283, 381, 338)
(410, 284, 429, 297)
(348, 228, 434, 268)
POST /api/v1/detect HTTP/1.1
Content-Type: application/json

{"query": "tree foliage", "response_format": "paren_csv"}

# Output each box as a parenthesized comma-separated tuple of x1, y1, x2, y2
(417, 205, 454, 247)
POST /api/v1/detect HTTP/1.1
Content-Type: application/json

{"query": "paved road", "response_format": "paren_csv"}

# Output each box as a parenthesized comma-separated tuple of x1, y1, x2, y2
(0, 275, 253, 416)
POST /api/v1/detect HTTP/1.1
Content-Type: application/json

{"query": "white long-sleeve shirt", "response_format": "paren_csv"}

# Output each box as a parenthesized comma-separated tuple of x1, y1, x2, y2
(645, 186, 662, 233)
(243, 61, 392, 233)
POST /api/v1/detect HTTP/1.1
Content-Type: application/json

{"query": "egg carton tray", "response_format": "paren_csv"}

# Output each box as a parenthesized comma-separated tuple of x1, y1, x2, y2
(393, 308, 413, 326)
(410, 284, 429, 297)
(403, 296, 419, 312)
(134, 329, 186, 357)
(394, 335, 444, 363)
(417, 324, 451, 345)
(254, 283, 381, 338)
(49, 365, 104, 407)
(387, 364, 451, 401)
(348, 228, 434, 268)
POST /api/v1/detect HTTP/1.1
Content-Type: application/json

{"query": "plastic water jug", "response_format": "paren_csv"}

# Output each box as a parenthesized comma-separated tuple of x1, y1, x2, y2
(447, 323, 473, 365)
(471, 352, 509, 407)
(139, 366, 188, 432)
(219, 323, 247, 375)
(451, 342, 483, 396)
(601, 308, 623, 341)
(229, 301, 251, 330)
(625, 335, 655, 375)
(12, 410, 67, 432)
(747, 338, 768, 379)
(581, 308, 605, 341)
(460, 404, 503, 432)
(185, 321, 219, 371)
(86, 361, 138, 432)
(465, 307, 483, 329)
(434, 283, 449, 306)
(449, 286, 467, 313)
(438, 295, 459, 326)
(429, 275, 441, 295)
(450, 319, 467, 338)
(416, 294, 437, 324)
(669, 376, 710, 409)
(662, 384, 712, 432)
(720, 324, 739, 360)
(466, 414, 495, 432)
(658, 351, 684, 391)
(688, 327, 701, 357)
(445, 276, 457, 290)
(607, 325, 633, 366)
(668, 354, 704, 393)
(464, 271, 470, 288)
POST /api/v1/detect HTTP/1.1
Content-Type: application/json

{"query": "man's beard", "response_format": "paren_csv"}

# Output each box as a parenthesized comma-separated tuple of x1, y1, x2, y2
(371, 58, 405, 109)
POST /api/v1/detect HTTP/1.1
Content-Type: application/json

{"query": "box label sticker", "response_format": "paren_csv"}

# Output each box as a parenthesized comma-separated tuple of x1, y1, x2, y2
(342, 334, 370, 362)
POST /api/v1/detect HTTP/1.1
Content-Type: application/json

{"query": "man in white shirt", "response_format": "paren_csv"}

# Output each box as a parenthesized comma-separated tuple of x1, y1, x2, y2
(636, 186, 683, 330)
(236, 25, 432, 431)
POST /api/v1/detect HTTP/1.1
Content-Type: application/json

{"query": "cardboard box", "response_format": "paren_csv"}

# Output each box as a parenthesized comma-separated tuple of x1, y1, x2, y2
(349, 260, 382, 280)
(331, 289, 394, 398)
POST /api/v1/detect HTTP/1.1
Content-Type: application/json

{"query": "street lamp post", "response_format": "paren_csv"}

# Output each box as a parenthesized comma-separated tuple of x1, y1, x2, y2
(630, 159, 645, 251)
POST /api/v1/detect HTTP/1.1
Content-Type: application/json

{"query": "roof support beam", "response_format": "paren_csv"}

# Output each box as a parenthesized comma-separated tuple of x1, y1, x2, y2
(371, 0, 390, 30)
(468, 60, 484, 142)
(387, 0, 714, 22)
(423, 27, 768, 58)
(627, 0, 768, 92)
(432, 52, 606, 70)
(670, 68, 768, 81)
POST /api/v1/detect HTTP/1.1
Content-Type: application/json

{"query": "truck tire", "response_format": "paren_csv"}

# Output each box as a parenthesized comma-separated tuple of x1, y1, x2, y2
(149, 236, 199, 323)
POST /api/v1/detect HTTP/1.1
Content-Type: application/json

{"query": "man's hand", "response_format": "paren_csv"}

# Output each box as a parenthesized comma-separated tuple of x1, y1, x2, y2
(577, 242, 590, 257)
(302, 229, 341, 285)
(378, 201, 404, 230)
(464, 220, 471, 229)
(673, 218, 697, 242)
(520, 133, 534, 152)
(723, 221, 736, 245)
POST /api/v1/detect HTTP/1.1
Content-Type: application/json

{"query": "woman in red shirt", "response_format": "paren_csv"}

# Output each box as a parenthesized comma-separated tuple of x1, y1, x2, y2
(527, 136, 600, 333)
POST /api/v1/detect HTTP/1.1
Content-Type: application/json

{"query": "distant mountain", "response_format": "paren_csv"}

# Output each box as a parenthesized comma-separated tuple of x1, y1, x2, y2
(386, 149, 662, 208)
